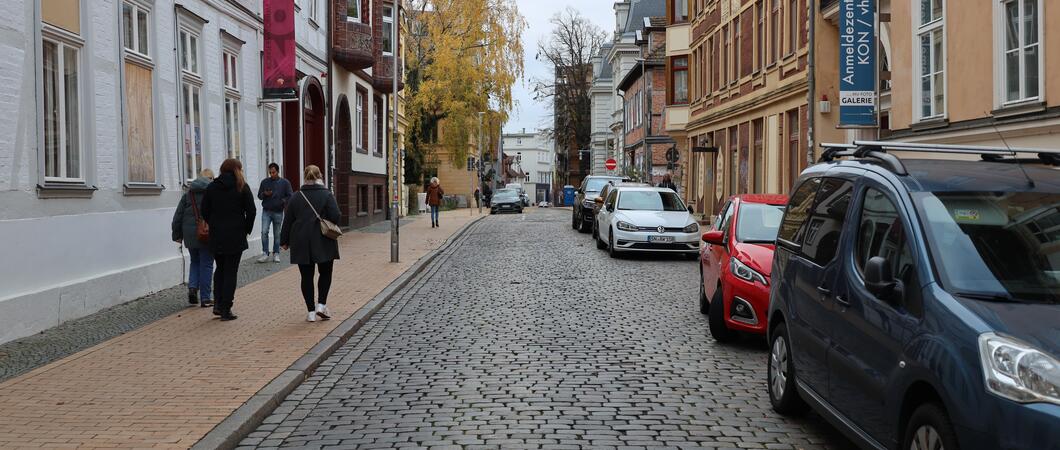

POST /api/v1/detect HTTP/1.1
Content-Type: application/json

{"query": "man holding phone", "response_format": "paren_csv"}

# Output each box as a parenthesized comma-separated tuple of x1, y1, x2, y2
(258, 162, 293, 263)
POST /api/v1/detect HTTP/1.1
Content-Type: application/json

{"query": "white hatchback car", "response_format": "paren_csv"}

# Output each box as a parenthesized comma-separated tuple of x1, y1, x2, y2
(594, 186, 700, 258)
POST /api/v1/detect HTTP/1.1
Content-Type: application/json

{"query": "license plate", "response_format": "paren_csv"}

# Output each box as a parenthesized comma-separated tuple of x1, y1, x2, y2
(649, 235, 674, 243)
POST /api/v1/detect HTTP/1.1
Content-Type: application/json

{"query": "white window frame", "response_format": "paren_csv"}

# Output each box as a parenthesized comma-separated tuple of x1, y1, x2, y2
(994, 0, 1044, 107)
(223, 50, 239, 93)
(382, 5, 395, 55)
(356, 90, 365, 153)
(347, 0, 361, 22)
(122, 1, 151, 59)
(913, 0, 946, 121)
(178, 22, 205, 181)
(41, 27, 85, 182)
(224, 97, 241, 160)
(308, 0, 319, 24)
(263, 106, 279, 168)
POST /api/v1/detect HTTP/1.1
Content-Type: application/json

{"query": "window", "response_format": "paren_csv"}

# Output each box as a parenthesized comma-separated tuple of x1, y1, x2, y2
(728, 126, 738, 195)
(224, 98, 241, 159)
(356, 90, 366, 153)
(787, 0, 797, 55)
(223, 50, 238, 91)
(917, 0, 945, 119)
(802, 179, 853, 265)
(673, 0, 688, 22)
(375, 185, 384, 212)
(122, 2, 149, 57)
(347, 0, 360, 22)
(752, 119, 763, 193)
(715, 200, 732, 231)
(179, 27, 203, 180)
(672, 56, 689, 104)
(734, 17, 741, 81)
(222, 44, 241, 160)
(264, 107, 278, 166)
(374, 98, 383, 157)
(42, 37, 82, 181)
(756, 1, 764, 70)
(770, 0, 780, 63)
(723, 25, 730, 85)
(711, 34, 719, 90)
(308, 0, 319, 23)
(777, 177, 820, 247)
(787, 109, 799, 187)
(856, 188, 913, 291)
(382, 5, 394, 55)
(358, 185, 368, 213)
(1000, 0, 1040, 104)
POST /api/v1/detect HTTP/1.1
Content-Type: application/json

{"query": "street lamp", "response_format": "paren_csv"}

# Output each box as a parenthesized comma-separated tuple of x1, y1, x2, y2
(477, 112, 485, 214)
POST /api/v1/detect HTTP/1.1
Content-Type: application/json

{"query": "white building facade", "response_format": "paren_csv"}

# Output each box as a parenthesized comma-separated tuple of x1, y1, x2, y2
(502, 130, 554, 205)
(0, 0, 273, 344)
(589, 43, 614, 175)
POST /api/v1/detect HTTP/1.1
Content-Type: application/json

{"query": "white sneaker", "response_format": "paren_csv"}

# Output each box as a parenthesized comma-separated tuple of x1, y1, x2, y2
(272, 253, 281, 263)
(257, 253, 270, 263)
(307, 311, 317, 322)
(315, 304, 331, 320)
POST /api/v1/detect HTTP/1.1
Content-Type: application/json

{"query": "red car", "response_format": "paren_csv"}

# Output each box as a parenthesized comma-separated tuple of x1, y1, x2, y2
(698, 194, 788, 342)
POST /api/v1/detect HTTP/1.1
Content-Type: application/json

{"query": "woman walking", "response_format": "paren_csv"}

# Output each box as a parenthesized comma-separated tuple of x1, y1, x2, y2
(172, 169, 215, 308)
(280, 165, 340, 322)
(201, 159, 256, 321)
(426, 177, 444, 228)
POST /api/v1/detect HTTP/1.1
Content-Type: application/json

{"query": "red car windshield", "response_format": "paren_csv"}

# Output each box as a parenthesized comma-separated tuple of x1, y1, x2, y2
(736, 203, 785, 243)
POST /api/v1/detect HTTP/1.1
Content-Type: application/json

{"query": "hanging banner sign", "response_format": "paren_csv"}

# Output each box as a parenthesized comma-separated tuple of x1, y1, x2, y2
(838, 0, 877, 127)
(263, 0, 297, 99)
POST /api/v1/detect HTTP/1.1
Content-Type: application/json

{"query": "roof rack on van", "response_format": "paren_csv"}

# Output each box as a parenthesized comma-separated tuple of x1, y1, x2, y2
(819, 140, 1060, 175)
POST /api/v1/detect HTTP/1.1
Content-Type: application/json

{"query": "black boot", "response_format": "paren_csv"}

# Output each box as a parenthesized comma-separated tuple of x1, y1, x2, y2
(220, 304, 237, 321)
(188, 288, 199, 305)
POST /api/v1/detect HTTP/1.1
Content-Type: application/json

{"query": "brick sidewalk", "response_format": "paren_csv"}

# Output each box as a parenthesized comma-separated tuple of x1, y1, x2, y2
(0, 209, 484, 449)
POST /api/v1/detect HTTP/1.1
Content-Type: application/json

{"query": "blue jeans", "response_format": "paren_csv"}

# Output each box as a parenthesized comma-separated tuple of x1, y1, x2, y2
(188, 248, 213, 301)
(261, 210, 283, 254)
(430, 205, 440, 224)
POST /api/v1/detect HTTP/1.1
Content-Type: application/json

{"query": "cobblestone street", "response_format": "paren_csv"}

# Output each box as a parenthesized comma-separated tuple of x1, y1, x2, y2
(242, 208, 853, 449)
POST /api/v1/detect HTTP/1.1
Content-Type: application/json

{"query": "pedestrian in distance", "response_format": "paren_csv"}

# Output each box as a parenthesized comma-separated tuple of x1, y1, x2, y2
(474, 187, 481, 209)
(172, 169, 215, 308)
(201, 158, 257, 321)
(258, 162, 293, 263)
(657, 174, 678, 192)
(483, 184, 493, 207)
(280, 165, 340, 322)
(426, 177, 444, 228)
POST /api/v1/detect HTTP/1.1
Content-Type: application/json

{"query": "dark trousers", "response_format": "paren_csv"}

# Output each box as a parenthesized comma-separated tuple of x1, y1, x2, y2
(298, 261, 334, 311)
(213, 253, 242, 311)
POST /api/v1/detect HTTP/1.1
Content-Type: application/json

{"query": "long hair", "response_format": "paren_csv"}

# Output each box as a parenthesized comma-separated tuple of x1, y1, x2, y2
(304, 165, 323, 183)
(219, 159, 246, 192)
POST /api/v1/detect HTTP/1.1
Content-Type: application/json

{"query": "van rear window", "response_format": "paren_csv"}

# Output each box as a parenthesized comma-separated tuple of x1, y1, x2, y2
(777, 178, 821, 247)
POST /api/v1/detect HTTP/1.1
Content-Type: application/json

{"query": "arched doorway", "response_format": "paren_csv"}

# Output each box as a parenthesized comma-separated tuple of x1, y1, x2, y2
(302, 78, 326, 184)
(334, 96, 353, 225)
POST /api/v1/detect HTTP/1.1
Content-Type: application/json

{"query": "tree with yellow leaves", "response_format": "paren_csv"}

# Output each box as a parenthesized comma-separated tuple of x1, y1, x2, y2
(403, 0, 526, 186)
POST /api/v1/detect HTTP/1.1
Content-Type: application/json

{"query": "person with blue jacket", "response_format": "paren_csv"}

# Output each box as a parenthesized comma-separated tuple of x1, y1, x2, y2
(257, 163, 293, 263)
(172, 169, 215, 308)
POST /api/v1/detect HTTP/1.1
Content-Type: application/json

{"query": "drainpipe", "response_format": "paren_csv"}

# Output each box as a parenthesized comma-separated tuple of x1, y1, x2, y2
(806, 0, 817, 169)
(326, 0, 334, 191)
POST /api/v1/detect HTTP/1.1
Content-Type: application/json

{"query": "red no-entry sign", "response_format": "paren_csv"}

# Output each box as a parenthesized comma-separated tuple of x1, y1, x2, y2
(605, 159, 617, 171)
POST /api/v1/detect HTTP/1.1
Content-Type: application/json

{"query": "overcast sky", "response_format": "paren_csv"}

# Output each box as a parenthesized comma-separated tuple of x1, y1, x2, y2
(503, 0, 615, 135)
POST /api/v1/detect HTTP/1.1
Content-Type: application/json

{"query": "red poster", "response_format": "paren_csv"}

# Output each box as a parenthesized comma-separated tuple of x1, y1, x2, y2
(263, 0, 296, 99)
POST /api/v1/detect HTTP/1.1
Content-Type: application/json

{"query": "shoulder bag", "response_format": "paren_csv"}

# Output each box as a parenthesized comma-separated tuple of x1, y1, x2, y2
(189, 192, 210, 244)
(301, 191, 343, 240)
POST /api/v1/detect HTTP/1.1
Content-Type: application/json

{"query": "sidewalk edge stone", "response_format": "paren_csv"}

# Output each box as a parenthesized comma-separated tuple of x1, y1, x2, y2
(191, 216, 484, 450)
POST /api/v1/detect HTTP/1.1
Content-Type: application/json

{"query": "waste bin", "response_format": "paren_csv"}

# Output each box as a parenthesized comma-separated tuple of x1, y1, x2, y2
(562, 185, 575, 206)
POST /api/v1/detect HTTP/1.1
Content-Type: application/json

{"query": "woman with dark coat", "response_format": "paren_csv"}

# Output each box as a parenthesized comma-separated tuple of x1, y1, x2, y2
(171, 169, 215, 308)
(201, 159, 256, 321)
(281, 165, 341, 322)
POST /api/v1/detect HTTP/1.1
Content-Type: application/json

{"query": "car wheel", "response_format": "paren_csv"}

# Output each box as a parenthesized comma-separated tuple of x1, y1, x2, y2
(698, 270, 709, 314)
(903, 403, 959, 450)
(579, 218, 591, 234)
(596, 224, 607, 249)
(608, 228, 618, 259)
(575, 216, 584, 232)
(768, 322, 808, 415)
(709, 288, 737, 343)
(572, 211, 579, 229)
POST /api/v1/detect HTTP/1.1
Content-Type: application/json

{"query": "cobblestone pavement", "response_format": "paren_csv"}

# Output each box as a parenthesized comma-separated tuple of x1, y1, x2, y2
(242, 208, 854, 449)
(0, 251, 291, 382)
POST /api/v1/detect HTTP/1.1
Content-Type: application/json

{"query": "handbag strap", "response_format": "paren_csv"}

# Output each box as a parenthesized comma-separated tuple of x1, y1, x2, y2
(300, 190, 323, 221)
(189, 191, 202, 222)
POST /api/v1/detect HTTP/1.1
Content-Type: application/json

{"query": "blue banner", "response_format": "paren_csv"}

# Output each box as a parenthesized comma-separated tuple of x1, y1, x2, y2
(838, 0, 877, 127)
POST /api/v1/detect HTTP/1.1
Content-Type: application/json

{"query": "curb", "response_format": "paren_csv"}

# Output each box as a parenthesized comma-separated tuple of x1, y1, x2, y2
(191, 216, 484, 450)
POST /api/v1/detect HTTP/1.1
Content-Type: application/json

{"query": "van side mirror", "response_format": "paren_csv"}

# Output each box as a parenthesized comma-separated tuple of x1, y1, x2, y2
(864, 256, 898, 299)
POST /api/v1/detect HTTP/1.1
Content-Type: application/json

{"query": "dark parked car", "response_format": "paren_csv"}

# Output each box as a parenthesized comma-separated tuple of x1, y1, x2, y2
(767, 141, 1060, 450)
(490, 190, 523, 214)
(572, 175, 628, 233)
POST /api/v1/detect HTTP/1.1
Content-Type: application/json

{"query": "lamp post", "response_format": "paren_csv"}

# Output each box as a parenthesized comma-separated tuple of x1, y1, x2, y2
(477, 112, 484, 214)
(390, 2, 400, 263)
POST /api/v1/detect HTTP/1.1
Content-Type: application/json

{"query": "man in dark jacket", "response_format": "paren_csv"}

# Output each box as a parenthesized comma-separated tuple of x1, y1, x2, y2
(258, 163, 292, 263)
(201, 160, 256, 321)
(657, 174, 678, 192)
(171, 172, 214, 307)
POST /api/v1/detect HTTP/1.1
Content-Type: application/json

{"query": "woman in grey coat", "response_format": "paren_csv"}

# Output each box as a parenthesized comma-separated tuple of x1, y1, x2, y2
(171, 169, 215, 307)
(280, 165, 340, 322)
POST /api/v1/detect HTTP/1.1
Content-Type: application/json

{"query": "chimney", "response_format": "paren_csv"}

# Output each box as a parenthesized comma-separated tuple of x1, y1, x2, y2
(615, 2, 631, 35)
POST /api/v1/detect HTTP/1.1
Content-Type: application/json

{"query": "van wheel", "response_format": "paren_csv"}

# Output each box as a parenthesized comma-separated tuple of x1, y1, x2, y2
(768, 323, 807, 415)
(698, 270, 709, 314)
(904, 403, 959, 450)
(709, 288, 736, 343)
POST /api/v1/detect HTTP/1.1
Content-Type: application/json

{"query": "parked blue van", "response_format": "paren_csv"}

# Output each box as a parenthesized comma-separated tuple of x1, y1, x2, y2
(766, 141, 1060, 450)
